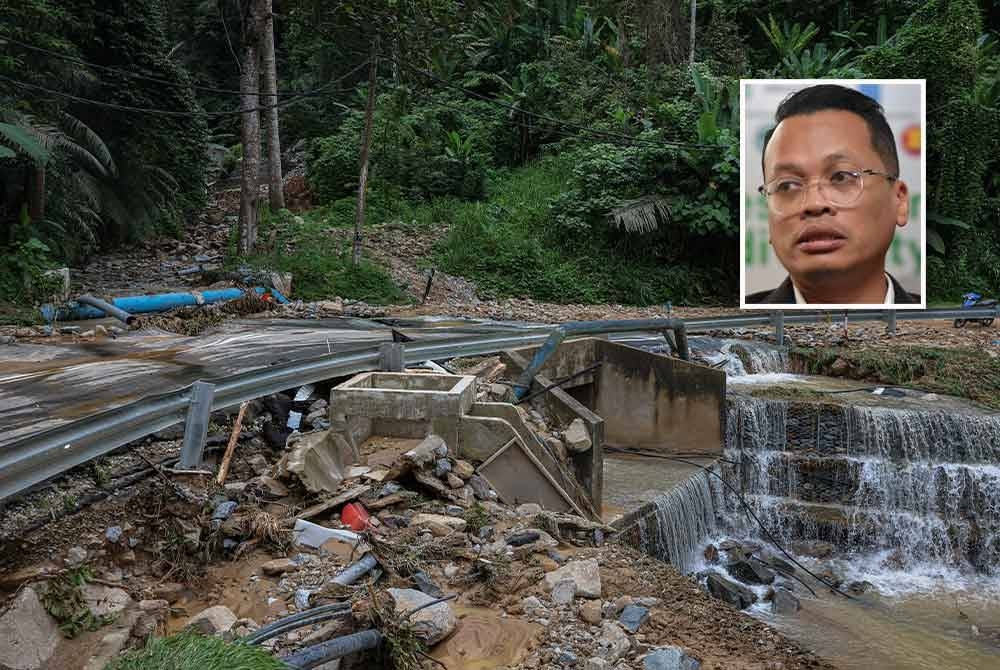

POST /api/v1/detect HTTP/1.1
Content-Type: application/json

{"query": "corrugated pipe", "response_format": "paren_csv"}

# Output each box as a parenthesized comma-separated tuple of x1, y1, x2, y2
(244, 603, 352, 646)
(331, 553, 379, 587)
(281, 629, 384, 669)
(513, 317, 689, 399)
(76, 294, 136, 325)
(41, 287, 290, 322)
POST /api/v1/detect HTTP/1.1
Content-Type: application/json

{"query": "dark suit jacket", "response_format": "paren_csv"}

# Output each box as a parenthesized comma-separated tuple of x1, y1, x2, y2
(745, 272, 921, 305)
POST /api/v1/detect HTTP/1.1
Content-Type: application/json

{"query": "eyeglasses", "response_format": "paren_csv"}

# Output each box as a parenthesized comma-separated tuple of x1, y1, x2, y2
(757, 168, 897, 215)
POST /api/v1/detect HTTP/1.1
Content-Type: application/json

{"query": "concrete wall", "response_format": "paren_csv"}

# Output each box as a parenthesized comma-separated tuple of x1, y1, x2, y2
(593, 340, 725, 454)
(508, 339, 726, 457)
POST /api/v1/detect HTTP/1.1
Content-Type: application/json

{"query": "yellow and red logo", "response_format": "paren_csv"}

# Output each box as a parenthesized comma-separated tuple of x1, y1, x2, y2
(901, 125, 921, 156)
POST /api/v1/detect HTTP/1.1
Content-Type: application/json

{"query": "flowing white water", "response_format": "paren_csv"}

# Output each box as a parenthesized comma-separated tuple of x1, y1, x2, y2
(633, 470, 718, 573)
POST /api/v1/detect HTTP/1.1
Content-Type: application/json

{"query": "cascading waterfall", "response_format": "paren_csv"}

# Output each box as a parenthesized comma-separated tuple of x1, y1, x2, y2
(633, 470, 718, 573)
(688, 337, 790, 376)
(722, 396, 1000, 573)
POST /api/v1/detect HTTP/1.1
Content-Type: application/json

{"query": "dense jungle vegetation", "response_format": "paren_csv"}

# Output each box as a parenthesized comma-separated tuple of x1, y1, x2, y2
(2, 0, 999, 308)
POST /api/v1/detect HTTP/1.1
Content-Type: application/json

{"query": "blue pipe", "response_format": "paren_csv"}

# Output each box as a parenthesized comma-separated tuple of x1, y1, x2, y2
(42, 287, 289, 322)
(512, 318, 688, 399)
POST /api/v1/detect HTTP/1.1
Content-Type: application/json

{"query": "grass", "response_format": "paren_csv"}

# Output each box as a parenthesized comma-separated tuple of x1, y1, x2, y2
(231, 207, 406, 304)
(105, 633, 286, 670)
(417, 159, 726, 306)
(792, 345, 1000, 410)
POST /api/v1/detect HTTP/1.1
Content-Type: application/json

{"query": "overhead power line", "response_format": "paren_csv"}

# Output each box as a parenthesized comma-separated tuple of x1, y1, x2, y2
(0, 36, 364, 98)
(0, 61, 368, 119)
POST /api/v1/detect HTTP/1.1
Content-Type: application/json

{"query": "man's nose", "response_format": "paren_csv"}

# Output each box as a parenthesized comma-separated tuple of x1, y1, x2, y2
(801, 181, 833, 216)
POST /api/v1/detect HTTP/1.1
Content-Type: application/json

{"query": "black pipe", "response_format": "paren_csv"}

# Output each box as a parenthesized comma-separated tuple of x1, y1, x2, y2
(281, 629, 383, 669)
(77, 294, 136, 325)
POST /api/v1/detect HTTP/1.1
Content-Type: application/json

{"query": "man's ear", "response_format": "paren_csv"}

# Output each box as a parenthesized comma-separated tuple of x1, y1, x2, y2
(894, 180, 909, 228)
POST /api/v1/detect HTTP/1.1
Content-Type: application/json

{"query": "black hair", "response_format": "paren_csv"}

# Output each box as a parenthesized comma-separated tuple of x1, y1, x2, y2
(761, 84, 899, 179)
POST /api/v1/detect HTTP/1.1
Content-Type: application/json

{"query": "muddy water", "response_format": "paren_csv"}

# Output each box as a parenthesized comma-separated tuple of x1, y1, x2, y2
(757, 571, 1000, 669)
(429, 606, 542, 669)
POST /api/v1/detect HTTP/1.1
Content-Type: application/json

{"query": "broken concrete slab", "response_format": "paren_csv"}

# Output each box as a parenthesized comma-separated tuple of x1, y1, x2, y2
(292, 519, 362, 550)
(543, 559, 601, 599)
(411, 514, 467, 534)
(332, 372, 475, 421)
(387, 588, 457, 645)
(284, 430, 353, 494)
(0, 587, 60, 670)
(564, 418, 593, 453)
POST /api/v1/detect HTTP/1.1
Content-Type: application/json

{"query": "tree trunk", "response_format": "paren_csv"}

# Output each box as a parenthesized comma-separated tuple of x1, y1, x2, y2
(28, 165, 45, 221)
(239, 0, 265, 254)
(352, 38, 379, 268)
(261, 0, 284, 211)
(689, 0, 697, 63)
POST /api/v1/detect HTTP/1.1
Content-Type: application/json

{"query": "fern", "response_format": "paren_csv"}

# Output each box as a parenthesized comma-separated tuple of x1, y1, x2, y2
(0, 121, 50, 164)
(609, 196, 671, 233)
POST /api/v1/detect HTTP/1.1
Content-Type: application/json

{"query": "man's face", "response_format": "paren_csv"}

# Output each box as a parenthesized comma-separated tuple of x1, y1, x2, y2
(762, 109, 909, 284)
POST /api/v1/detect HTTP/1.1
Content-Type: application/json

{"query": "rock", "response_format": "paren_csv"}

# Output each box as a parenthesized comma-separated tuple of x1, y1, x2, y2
(760, 552, 797, 575)
(516, 503, 542, 516)
(506, 530, 541, 546)
(618, 604, 649, 633)
(585, 658, 609, 670)
(547, 549, 566, 564)
(595, 622, 630, 663)
(703, 544, 719, 563)
(261, 558, 299, 576)
(725, 559, 775, 585)
(402, 436, 445, 469)
(446, 473, 465, 489)
(0, 587, 60, 670)
(564, 419, 592, 453)
(706, 573, 757, 610)
(247, 454, 270, 475)
(295, 588, 311, 610)
(847, 580, 874, 595)
(579, 600, 603, 625)
(643, 646, 701, 670)
(66, 545, 88, 566)
(387, 588, 456, 645)
(489, 383, 513, 402)
(105, 526, 123, 544)
(434, 459, 452, 478)
(411, 513, 467, 533)
(635, 597, 660, 608)
(558, 650, 579, 666)
(83, 584, 132, 618)
(466, 475, 494, 500)
(187, 605, 238, 635)
(717, 539, 739, 551)
(82, 630, 130, 670)
(552, 579, 577, 605)
(612, 596, 633, 614)
(212, 501, 238, 521)
(452, 460, 475, 480)
(443, 564, 460, 579)
(771, 588, 801, 615)
(544, 559, 601, 599)
(789, 540, 835, 559)
(830, 357, 850, 376)
(251, 476, 289, 498)
(95, 324, 108, 337)
(412, 571, 444, 598)
(522, 596, 546, 617)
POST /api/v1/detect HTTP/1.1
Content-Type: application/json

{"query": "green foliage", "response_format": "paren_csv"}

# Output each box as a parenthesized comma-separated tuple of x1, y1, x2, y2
(0, 210, 60, 305)
(39, 566, 115, 639)
(235, 208, 405, 304)
(106, 633, 286, 670)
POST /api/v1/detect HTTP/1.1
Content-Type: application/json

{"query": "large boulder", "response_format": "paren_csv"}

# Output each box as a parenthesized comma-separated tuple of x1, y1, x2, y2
(387, 588, 456, 645)
(186, 605, 238, 635)
(771, 588, 801, 615)
(706, 573, 757, 610)
(82, 584, 133, 619)
(0, 587, 60, 670)
(725, 559, 775, 585)
(543, 559, 601, 599)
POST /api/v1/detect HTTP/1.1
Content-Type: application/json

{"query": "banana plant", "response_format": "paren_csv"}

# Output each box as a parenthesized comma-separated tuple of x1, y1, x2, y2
(756, 14, 819, 62)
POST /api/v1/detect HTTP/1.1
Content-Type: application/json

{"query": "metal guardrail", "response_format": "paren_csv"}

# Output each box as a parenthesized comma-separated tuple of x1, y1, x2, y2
(1, 307, 996, 501)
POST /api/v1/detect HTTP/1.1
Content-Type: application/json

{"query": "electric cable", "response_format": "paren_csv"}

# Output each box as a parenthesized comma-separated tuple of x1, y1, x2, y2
(0, 35, 362, 98)
(603, 445, 857, 600)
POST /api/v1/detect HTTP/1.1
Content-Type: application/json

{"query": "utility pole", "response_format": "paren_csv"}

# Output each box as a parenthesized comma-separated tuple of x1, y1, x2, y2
(689, 0, 697, 63)
(352, 37, 379, 267)
(238, 0, 265, 254)
(261, 0, 284, 211)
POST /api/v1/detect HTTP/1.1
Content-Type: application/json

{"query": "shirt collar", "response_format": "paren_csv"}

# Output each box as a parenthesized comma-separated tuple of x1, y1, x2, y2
(792, 274, 894, 305)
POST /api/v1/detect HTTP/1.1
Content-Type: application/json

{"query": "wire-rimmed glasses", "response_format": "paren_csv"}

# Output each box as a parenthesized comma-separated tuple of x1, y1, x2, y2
(758, 167, 897, 215)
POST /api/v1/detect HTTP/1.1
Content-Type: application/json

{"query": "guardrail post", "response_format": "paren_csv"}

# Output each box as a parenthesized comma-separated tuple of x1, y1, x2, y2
(886, 310, 897, 335)
(771, 310, 785, 346)
(180, 381, 215, 468)
(379, 342, 404, 372)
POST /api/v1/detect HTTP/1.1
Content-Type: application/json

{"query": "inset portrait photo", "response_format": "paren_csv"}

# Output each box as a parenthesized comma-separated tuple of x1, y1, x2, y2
(740, 79, 925, 309)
